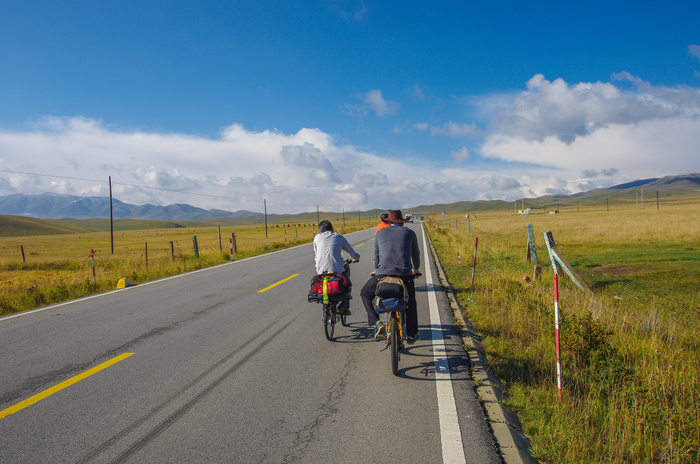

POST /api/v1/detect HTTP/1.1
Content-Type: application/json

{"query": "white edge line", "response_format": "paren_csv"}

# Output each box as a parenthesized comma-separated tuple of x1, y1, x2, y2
(422, 224, 467, 464)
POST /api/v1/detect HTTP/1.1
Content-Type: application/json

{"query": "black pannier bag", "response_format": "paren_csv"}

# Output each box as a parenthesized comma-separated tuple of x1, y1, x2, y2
(374, 276, 406, 299)
(308, 274, 350, 303)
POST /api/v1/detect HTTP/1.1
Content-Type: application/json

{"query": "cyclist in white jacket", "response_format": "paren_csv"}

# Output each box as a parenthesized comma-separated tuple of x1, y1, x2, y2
(313, 220, 360, 314)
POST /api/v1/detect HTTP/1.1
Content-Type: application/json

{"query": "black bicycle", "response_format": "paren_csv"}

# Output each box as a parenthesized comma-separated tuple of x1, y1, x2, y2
(309, 259, 354, 341)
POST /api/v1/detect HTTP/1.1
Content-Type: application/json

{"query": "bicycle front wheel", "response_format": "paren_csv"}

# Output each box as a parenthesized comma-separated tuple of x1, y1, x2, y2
(390, 314, 400, 375)
(324, 305, 335, 341)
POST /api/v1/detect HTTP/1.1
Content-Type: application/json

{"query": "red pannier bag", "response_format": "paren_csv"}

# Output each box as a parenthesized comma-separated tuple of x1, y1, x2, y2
(308, 273, 350, 303)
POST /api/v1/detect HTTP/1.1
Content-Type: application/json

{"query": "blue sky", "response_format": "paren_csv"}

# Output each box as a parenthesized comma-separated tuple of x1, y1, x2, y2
(1, 1, 699, 214)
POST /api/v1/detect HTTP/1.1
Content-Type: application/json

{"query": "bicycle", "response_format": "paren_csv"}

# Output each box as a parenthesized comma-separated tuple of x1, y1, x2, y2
(308, 259, 354, 341)
(373, 271, 421, 375)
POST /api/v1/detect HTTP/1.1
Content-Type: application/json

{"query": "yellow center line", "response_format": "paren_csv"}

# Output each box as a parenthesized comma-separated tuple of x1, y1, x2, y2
(0, 352, 135, 421)
(258, 274, 299, 293)
(356, 242, 365, 247)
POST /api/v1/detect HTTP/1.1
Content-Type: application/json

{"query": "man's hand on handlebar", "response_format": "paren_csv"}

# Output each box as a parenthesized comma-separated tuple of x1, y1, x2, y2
(412, 269, 422, 277)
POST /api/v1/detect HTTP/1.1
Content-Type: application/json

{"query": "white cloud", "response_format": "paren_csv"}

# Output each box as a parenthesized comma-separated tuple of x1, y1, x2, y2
(492, 73, 700, 144)
(690, 44, 700, 60)
(414, 121, 479, 137)
(342, 89, 399, 118)
(449, 147, 470, 163)
(2, 73, 699, 214)
(473, 73, 700, 197)
(413, 83, 425, 101)
(0, 118, 457, 212)
(364, 89, 399, 116)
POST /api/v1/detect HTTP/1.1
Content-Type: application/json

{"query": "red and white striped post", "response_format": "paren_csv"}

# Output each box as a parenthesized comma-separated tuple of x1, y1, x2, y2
(457, 253, 461, 264)
(229, 238, 234, 261)
(554, 273, 562, 398)
(471, 237, 479, 286)
(90, 249, 97, 292)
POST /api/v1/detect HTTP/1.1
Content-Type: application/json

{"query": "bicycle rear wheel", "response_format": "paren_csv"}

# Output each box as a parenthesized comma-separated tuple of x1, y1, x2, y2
(390, 313, 400, 375)
(324, 305, 335, 340)
(340, 300, 349, 326)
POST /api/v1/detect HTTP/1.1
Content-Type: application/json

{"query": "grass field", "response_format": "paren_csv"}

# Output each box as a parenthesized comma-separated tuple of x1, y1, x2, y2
(427, 203, 700, 463)
(0, 218, 373, 315)
(2, 203, 698, 462)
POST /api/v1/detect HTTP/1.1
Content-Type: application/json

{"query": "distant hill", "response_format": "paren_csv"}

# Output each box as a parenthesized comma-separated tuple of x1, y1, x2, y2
(410, 172, 700, 214)
(1, 173, 697, 232)
(0, 215, 97, 237)
(0, 193, 263, 221)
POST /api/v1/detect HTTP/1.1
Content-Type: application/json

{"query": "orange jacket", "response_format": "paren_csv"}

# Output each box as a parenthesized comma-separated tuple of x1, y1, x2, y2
(375, 221, 390, 234)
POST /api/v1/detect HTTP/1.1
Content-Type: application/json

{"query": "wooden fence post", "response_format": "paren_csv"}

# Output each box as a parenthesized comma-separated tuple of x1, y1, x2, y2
(20, 245, 26, 263)
(192, 236, 199, 258)
(526, 224, 538, 265)
(90, 249, 97, 292)
(170, 241, 174, 260)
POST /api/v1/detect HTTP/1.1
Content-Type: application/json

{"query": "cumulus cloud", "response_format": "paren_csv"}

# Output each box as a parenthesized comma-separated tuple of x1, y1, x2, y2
(413, 83, 425, 101)
(415, 121, 479, 137)
(280, 142, 340, 183)
(492, 73, 700, 144)
(488, 176, 521, 190)
(479, 73, 700, 195)
(449, 147, 470, 163)
(582, 168, 619, 179)
(2, 72, 699, 213)
(690, 44, 700, 60)
(0, 117, 462, 212)
(342, 89, 399, 117)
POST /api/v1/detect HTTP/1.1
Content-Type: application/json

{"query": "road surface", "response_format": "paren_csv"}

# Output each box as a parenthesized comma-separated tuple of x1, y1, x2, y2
(0, 222, 501, 463)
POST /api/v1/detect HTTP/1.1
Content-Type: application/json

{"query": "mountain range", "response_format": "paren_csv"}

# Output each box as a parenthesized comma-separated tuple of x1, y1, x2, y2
(1, 172, 698, 221)
(0, 193, 262, 221)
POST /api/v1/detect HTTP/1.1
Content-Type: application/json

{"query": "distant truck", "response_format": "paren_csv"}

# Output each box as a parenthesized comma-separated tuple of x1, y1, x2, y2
(404, 213, 414, 222)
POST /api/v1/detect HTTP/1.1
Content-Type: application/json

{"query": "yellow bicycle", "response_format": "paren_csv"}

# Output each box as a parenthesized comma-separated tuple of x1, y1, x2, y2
(373, 271, 421, 375)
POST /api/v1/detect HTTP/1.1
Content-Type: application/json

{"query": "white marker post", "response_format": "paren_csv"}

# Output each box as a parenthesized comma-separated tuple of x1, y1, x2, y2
(471, 237, 478, 286)
(544, 231, 563, 399)
(554, 273, 562, 399)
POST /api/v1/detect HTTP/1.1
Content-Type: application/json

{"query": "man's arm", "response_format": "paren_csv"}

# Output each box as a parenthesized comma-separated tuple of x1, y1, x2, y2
(340, 235, 360, 261)
(411, 232, 420, 270)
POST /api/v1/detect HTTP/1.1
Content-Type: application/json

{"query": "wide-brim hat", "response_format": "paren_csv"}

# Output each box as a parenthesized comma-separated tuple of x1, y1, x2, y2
(386, 209, 409, 223)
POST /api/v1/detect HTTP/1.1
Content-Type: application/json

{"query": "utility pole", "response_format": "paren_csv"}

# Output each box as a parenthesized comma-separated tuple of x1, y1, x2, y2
(109, 176, 114, 254)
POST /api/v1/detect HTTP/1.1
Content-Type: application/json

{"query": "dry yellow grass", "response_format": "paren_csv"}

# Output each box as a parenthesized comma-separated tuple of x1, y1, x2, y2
(0, 221, 372, 313)
(428, 202, 700, 463)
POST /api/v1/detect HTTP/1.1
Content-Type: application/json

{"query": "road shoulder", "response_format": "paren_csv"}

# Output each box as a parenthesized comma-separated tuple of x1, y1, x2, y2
(426, 230, 539, 464)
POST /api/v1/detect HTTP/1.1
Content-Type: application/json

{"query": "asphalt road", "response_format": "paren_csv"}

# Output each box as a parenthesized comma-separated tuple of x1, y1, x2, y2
(0, 222, 501, 463)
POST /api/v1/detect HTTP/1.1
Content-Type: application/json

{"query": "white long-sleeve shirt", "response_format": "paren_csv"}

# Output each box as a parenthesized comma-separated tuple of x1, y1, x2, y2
(313, 231, 360, 274)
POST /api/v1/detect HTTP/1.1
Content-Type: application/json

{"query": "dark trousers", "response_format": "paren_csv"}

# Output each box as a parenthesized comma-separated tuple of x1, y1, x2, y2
(340, 271, 351, 310)
(360, 275, 418, 337)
